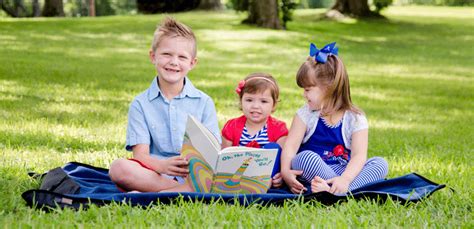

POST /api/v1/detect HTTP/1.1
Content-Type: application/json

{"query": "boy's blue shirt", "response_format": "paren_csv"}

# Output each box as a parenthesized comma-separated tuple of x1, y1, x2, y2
(126, 76, 221, 160)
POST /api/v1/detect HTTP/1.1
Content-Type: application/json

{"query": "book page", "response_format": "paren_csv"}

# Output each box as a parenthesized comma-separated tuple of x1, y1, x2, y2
(185, 115, 220, 170)
(217, 147, 277, 176)
(211, 147, 277, 194)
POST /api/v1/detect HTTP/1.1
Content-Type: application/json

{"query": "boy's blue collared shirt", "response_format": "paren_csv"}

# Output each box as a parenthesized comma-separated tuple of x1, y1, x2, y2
(126, 76, 220, 161)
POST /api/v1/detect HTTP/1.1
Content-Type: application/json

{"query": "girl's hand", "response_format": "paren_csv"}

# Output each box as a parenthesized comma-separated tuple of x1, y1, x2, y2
(159, 156, 189, 177)
(326, 176, 350, 194)
(271, 173, 283, 188)
(282, 170, 306, 194)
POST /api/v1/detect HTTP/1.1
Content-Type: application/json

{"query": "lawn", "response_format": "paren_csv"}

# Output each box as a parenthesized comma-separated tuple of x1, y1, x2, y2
(0, 5, 473, 227)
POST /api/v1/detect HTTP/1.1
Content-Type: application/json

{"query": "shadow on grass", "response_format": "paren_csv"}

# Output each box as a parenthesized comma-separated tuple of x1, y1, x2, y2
(1, 129, 122, 153)
(0, 89, 129, 126)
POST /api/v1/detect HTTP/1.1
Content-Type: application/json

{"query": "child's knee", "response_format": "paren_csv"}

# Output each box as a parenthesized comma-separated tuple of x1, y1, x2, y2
(291, 150, 323, 171)
(369, 156, 389, 177)
(109, 159, 132, 183)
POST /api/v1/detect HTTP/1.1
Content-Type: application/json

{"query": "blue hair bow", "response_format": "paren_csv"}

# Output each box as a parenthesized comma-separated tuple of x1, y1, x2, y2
(309, 42, 339, 63)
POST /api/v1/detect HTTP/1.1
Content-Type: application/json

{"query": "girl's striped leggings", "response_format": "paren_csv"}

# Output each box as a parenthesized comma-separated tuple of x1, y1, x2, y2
(291, 150, 389, 191)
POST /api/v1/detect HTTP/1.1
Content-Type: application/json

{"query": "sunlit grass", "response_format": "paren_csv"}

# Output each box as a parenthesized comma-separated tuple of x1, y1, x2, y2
(0, 6, 473, 227)
(385, 5, 474, 18)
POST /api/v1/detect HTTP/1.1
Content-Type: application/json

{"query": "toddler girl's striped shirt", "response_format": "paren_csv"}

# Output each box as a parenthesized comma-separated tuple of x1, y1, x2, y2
(239, 125, 270, 147)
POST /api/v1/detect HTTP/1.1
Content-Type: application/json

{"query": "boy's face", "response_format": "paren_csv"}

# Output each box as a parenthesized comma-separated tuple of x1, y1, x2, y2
(149, 36, 197, 86)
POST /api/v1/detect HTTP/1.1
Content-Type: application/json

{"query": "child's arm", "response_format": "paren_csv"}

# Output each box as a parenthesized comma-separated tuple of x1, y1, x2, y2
(220, 118, 235, 149)
(132, 144, 189, 177)
(276, 136, 287, 149)
(327, 129, 368, 194)
(281, 115, 307, 194)
(221, 137, 232, 149)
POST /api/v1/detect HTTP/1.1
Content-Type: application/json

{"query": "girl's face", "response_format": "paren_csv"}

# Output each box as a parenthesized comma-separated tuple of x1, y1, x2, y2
(241, 89, 275, 125)
(303, 86, 326, 110)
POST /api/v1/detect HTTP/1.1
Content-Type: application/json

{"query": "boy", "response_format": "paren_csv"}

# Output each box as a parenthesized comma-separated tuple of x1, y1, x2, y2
(109, 17, 220, 192)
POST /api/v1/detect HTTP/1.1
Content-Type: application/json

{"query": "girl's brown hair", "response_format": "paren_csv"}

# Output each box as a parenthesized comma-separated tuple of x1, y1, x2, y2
(296, 55, 361, 115)
(238, 73, 280, 107)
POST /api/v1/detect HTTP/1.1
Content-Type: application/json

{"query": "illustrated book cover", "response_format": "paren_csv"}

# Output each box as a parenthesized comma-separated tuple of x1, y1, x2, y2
(181, 115, 278, 194)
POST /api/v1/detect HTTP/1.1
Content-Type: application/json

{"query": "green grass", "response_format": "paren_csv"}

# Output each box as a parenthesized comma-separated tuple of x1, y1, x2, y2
(1, 5, 473, 227)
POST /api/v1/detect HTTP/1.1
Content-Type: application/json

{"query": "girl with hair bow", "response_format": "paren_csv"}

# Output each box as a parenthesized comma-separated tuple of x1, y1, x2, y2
(281, 42, 389, 194)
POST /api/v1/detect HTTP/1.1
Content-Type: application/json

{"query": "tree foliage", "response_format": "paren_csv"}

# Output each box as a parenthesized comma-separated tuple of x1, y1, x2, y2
(136, 0, 200, 14)
(0, 0, 32, 17)
(198, 0, 223, 10)
(373, 0, 392, 13)
(228, 0, 249, 11)
(95, 0, 114, 16)
(280, 0, 297, 29)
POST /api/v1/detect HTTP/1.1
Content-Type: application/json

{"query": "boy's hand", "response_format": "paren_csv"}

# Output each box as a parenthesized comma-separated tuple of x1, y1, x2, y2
(327, 176, 350, 194)
(271, 173, 283, 188)
(282, 169, 306, 194)
(159, 156, 189, 177)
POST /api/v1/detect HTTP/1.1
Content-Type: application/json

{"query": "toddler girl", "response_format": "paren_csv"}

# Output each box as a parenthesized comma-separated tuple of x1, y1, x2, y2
(221, 73, 288, 188)
(281, 42, 388, 194)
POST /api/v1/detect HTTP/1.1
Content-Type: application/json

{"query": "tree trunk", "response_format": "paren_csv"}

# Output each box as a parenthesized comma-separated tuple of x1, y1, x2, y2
(244, 0, 281, 29)
(32, 0, 40, 16)
(42, 0, 64, 16)
(198, 0, 222, 10)
(330, 0, 376, 17)
(88, 0, 95, 16)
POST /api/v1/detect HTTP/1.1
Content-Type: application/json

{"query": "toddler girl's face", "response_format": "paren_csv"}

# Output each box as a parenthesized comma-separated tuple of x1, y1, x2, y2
(241, 89, 275, 125)
(303, 86, 325, 110)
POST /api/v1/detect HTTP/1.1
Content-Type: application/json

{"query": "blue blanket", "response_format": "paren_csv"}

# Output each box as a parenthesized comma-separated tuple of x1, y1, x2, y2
(22, 162, 445, 209)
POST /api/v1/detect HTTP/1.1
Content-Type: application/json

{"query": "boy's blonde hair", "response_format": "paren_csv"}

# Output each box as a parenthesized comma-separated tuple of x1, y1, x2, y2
(151, 17, 197, 56)
(238, 73, 280, 107)
(296, 55, 361, 115)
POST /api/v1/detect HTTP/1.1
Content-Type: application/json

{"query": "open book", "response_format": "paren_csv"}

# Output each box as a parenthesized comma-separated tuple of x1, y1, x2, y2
(181, 115, 278, 194)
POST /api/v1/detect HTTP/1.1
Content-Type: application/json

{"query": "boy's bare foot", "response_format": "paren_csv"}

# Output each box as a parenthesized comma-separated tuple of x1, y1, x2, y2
(311, 176, 331, 193)
(128, 190, 141, 193)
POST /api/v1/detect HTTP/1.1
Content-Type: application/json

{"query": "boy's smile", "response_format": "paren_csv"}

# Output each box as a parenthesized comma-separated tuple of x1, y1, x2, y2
(149, 36, 197, 89)
(164, 67, 179, 73)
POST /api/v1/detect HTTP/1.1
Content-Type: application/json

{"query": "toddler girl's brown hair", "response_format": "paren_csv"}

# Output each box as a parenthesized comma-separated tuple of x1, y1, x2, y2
(237, 73, 280, 106)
